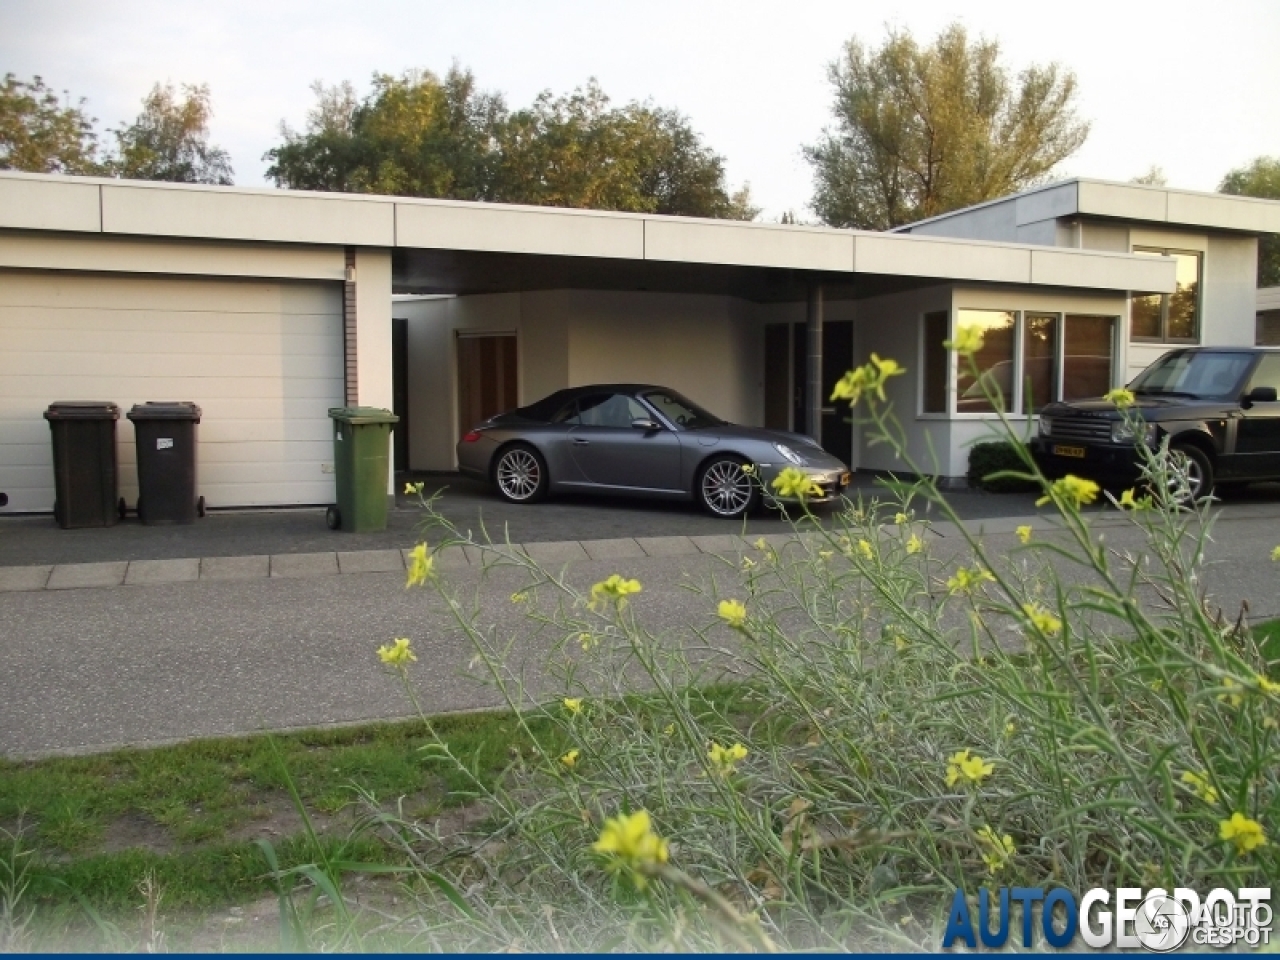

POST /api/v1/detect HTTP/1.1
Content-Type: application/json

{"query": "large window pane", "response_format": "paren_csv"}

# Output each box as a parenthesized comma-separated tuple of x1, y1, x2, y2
(922, 311, 948, 413)
(1063, 315, 1115, 400)
(1131, 293, 1162, 338)
(1023, 314, 1057, 413)
(956, 310, 1015, 413)
(1167, 252, 1201, 340)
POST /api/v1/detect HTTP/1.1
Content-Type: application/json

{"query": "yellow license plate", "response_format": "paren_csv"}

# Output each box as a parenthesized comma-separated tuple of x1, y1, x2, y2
(840, 472, 851, 486)
(1054, 445, 1086, 458)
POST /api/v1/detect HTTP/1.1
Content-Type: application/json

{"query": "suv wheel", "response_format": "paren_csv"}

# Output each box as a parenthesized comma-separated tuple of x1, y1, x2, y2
(1167, 443, 1214, 503)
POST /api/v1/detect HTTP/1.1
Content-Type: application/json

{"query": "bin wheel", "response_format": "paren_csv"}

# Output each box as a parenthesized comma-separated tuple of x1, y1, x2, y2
(326, 505, 341, 530)
(197, 496, 206, 518)
(118, 497, 128, 520)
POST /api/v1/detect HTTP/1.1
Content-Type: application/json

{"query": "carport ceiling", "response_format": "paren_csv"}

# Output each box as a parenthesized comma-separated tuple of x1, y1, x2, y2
(393, 248, 939, 303)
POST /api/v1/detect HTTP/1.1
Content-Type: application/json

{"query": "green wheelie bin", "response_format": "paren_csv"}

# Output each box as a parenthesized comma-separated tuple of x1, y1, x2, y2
(326, 407, 399, 532)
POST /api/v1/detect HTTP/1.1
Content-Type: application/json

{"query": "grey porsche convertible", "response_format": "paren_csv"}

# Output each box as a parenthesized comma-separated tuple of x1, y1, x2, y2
(455, 384, 851, 518)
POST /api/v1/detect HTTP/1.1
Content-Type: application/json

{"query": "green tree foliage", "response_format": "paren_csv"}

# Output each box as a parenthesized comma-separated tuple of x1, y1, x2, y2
(109, 83, 233, 184)
(1219, 156, 1280, 287)
(805, 24, 1089, 230)
(0, 73, 103, 174)
(265, 67, 757, 219)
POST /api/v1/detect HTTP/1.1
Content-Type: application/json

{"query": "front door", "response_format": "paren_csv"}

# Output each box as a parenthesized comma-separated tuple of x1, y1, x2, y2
(763, 321, 854, 465)
(456, 333, 517, 438)
(1235, 354, 1280, 476)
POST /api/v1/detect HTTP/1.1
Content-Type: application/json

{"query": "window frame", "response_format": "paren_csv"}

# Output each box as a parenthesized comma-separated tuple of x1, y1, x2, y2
(1129, 247, 1202, 345)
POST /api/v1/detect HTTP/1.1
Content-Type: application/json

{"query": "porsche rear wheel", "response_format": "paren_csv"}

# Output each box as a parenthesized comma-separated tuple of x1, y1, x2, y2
(494, 443, 548, 504)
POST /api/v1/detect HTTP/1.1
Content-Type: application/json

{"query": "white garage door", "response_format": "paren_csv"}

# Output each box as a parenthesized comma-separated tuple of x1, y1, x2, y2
(0, 270, 343, 513)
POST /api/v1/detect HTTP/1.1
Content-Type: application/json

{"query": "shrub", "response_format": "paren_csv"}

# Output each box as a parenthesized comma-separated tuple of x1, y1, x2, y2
(966, 439, 1037, 492)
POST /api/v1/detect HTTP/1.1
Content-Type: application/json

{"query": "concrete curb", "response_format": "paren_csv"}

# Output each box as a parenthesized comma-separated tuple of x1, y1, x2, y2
(0, 513, 1099, 594)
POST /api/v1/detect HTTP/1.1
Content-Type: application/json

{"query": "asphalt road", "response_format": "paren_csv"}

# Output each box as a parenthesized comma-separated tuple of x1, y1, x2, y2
(3, 502, 1280, 759)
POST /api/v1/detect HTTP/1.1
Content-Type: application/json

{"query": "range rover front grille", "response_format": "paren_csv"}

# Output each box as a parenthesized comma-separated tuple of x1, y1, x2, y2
(1047, 419, 1111, 443)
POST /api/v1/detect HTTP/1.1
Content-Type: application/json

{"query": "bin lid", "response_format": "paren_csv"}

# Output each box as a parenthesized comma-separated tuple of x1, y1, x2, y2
(126, 401, 202, 422)
(44, 401, 120, 420)
(328, 406, 399, 425)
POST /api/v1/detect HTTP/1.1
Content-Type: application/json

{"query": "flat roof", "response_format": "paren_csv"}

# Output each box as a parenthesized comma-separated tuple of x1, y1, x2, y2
(0, 171, 1176, 299)
(894, 178, 1280, 236)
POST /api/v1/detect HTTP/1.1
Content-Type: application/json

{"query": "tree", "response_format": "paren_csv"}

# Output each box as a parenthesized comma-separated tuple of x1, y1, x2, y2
(1130, 166, 1167, 186)
(805, 24, 1089, 230)
(0, 73, 102, 174)
(266, 68, 756, 219)
(1219, 156, 1280, 287)
(110, 83, 233, 184)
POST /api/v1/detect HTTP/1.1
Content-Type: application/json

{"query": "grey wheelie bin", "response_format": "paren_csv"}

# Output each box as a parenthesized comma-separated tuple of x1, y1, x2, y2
(43, 401, 123, 528)
(127, 402, 204, 525)
(327, 407, 398, 532)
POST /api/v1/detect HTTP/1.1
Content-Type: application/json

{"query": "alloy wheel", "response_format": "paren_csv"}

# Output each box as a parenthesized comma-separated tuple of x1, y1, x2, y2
(701, 460, 753, 516)
(497, 448, 542, 501)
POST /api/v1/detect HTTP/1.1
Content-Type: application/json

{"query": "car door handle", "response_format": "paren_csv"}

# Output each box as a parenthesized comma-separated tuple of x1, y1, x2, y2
(573, 438, 590, 445)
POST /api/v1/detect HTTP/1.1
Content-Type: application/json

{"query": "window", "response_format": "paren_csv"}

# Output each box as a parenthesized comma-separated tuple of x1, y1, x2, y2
(563, 393, 649, 428)
(1023, 314, 1058, 413)
(922, 311, 948, 413)
(1131, 249, 1201, 342)
(956, 310, 1016, 413)
(1258, 311, 1280, 347)
(1130, 351, 1253, 399)
(1062, 315, 1115, 401)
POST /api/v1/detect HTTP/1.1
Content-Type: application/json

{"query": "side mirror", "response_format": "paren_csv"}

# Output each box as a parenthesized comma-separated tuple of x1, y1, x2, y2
(1245, 386, 1278, 406)
(631, 417, 662, 431)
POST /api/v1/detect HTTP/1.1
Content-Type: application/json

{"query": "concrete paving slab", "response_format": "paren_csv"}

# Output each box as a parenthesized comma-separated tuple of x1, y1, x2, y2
(270, 552, 339, 579)
(581, 538, 646, 560)
(200, 555, 269, 581)
(419, 545, 477, 570)
(337, 549, 405, 575)
(689, 534, 747, 555)
(635, 536, 700, 557)
(0, 565, 52, 592)
(46, 561, 128, 590)
(125, 558, 200, 586)
(522, 540, 589, 564)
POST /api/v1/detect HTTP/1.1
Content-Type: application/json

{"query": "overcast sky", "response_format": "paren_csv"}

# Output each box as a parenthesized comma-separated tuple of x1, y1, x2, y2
(3, 0, 1277, 220)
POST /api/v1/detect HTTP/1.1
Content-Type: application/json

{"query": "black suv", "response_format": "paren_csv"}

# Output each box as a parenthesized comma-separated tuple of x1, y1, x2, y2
(1030, 347, 1280, 499)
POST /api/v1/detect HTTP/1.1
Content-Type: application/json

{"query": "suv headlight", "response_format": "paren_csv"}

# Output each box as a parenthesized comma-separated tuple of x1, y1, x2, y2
(1038, 417, 1052, 438)
(774, 443, 805, 465)
(1110, 420, 1157, 445)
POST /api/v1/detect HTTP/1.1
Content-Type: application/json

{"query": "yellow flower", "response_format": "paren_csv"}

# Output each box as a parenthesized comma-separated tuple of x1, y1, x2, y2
(1117, 488, 1153, 511)
(377, 636, 416, 667)
(866, 353, 906, 401)
(946, 749, 994, 788)
(1036, 474, 1101, 509)
(592, 809, 669, 886)
(1219, 812, 1267, 855)
(1015, 525, 1033, 544)
(1180, 770, 1219, 805)
(511, 591, 528, 603)
(944, 323, 985, 356)
(1256, 674, 1280, 695)
(753, 537, 768, 551)
(403, 480, 425, 494)
(589, 574, 642, 611)
(663, 723, 676, 736)
(741, 463, 756, 476)
(894, 511, 910, 525)
(1104, 388, 1136, 408)
(1022, 602, 1063, 636)
(718, 599, 748, 630)
(1218, 677, 1244, 709)
(818, 549, 834, 561)
(560, 749, 580, 769)
(906, 533, 925, 555)
(579, 632, 598, 651)
(893, 635, 909, 652)
(741, 555, 756, 570)
(857, 539, 874, 560)
(830, 366, 869, 404)
(405, 542, 435, 588)
(771, 466, 822, 500)
(946, 566, 995, 595)
(708, 741, 749, 776)
(1272, 546, 1280, 562)
(977, 825, 1015, 874)
(1004, 721, 1016, 737)
(563, 697, 583, 715)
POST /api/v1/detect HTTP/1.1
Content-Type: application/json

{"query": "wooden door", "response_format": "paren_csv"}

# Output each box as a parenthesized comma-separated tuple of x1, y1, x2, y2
(457, 333, 518, 438)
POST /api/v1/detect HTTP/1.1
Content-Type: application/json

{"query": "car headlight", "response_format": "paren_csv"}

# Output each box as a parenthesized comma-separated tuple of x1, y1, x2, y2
(1038, 417, 1052, 438)
(774, 443, 805, 465)
(1110, 420, 1157, 445)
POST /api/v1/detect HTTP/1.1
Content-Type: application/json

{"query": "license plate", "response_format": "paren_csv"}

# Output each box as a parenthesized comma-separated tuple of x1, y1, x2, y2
(1054, 445, 1086, 458)
(839, 472, 851, 486)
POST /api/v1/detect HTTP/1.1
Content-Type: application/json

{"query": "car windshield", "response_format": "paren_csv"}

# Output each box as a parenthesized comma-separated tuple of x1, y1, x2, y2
(640, 389, 724, 430)
(1129, 351, 1254, 399)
